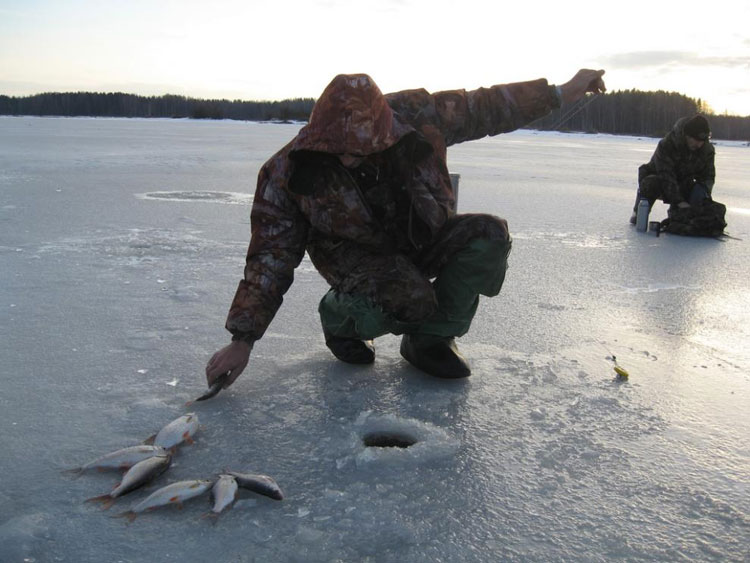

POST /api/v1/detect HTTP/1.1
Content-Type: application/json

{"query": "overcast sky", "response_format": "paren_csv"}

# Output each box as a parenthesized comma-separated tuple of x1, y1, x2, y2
(1, 0, 749, 116)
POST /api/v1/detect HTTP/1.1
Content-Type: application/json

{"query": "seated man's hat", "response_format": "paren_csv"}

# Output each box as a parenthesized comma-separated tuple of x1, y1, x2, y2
(684, 115, 711, 141)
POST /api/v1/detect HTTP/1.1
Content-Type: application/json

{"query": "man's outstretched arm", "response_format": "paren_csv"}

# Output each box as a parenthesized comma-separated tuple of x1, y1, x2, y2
(386, 69, 605, 147)
(206, 156, 308, 388)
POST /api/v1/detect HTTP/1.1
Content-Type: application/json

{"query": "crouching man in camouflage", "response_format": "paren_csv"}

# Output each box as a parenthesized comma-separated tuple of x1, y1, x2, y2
(631, 114, 715, 223)
(206, 69, 606, 384)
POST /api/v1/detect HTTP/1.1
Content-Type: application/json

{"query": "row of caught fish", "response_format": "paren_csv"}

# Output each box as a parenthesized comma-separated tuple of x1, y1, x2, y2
(67, 413, 201, 480)
(68, 413, 283, 521)
(115, 470, 283, 522)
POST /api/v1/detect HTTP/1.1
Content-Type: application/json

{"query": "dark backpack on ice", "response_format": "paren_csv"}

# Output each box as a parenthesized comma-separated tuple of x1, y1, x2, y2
(660, 199, 727, 237)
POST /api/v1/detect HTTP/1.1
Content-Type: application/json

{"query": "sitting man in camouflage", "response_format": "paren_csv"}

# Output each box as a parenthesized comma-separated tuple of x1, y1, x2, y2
(631, 114, 715, 223)
(206, 69, 606, 384)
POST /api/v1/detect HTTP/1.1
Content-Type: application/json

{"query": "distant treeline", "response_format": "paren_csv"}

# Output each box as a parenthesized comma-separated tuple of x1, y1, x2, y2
(532, 89, 750, 141)
(0, 92, 315, 122)
(1, 89, 749, 141)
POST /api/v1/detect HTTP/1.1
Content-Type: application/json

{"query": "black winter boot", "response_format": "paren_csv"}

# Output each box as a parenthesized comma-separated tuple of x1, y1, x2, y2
(324, 329, 375, 364)
(400, 334, 471, 378)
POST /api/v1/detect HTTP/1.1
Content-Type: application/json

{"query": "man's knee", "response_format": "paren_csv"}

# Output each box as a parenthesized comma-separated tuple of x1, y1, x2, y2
(455, 215, 512, 272)
(461, 214, 510, 243)
(460, 237, 512, 297)
(639, 175, 665, 201)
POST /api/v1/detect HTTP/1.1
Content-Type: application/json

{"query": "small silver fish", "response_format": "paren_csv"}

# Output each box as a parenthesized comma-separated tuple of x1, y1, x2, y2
(225, 470, 283, 501)
(85, 454, 172, 510)
(186, 372, 229, 406)
(144, 413, 200, 449)
(208, 475, 238, 516)
(64, 445, 169, 476)
(117, 479, 214, 522)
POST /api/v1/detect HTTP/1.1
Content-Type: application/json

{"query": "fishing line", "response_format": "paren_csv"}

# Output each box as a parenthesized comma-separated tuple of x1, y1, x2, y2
(552, 94, 600, 131)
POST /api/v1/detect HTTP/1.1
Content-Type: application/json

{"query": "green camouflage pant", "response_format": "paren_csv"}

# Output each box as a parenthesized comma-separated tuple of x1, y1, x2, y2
(319, 214, 511, 340)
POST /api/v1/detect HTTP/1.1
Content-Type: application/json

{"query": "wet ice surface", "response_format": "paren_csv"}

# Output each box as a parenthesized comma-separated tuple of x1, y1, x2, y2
(1, 117, 749, 562)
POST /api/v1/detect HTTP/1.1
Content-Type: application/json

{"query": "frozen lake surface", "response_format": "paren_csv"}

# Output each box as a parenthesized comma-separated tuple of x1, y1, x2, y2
(1, 117, 749, 562)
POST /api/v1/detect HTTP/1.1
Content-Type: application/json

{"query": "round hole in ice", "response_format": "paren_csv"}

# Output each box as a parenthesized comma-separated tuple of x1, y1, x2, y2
(362, 431, 418, 449)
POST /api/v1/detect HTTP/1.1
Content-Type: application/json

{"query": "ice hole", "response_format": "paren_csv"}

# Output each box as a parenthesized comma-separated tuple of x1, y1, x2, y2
(362, 431, 418, 449)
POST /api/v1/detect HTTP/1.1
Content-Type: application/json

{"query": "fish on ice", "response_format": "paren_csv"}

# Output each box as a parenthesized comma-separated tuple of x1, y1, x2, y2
(186, 372, 229, 406)
(64, 445, 169, 476)
(204, 474, 238, 519)
(85, 454, 172, 510)
(116, 479, 214, 522)
(225, 470, 283, 500)
(144, 413, 200, 449)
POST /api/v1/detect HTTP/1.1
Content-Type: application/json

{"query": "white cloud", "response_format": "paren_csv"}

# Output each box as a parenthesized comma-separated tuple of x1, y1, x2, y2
(602, 51, 750, 70)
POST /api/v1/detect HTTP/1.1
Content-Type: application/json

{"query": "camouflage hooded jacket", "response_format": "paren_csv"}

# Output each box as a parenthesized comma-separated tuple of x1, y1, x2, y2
(226, 74, 561, 343)
(639, 116, 716, 203)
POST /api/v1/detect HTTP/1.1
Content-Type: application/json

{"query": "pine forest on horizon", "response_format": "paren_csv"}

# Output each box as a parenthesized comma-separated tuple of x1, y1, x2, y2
(1, 89, 749, 141)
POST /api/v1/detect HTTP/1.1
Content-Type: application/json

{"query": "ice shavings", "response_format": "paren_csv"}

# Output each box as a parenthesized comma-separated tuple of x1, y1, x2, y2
(339, 411, 460, 468)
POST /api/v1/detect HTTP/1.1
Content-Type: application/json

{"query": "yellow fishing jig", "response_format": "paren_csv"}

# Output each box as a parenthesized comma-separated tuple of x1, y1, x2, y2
(610, 354, 629, 379)
(613, 365, 629, 378)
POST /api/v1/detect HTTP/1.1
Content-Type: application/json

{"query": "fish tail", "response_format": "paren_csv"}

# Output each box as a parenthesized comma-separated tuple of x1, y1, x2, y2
(200, 512, 219, 525)
(142, 434, 156, 445)
(61, 467, 83, 478)
(85, 495, 116, 510)
(113, 511, 137, 523)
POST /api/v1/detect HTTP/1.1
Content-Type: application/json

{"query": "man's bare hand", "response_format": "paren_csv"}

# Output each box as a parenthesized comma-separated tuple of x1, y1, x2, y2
(206, 340, 252, 388)
(560, 69, 606, 104)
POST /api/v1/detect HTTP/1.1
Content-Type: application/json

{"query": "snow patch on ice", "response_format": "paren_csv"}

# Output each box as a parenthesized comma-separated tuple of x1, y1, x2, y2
(620, 283, 700, 294)
(36, 228, 206, 257)
(129, 397, 170, 411)
(136, 191, 253, 205)
(0, 245, 24, 254)
(32, 227, 243, 268)
(513, 230, 628, 249)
